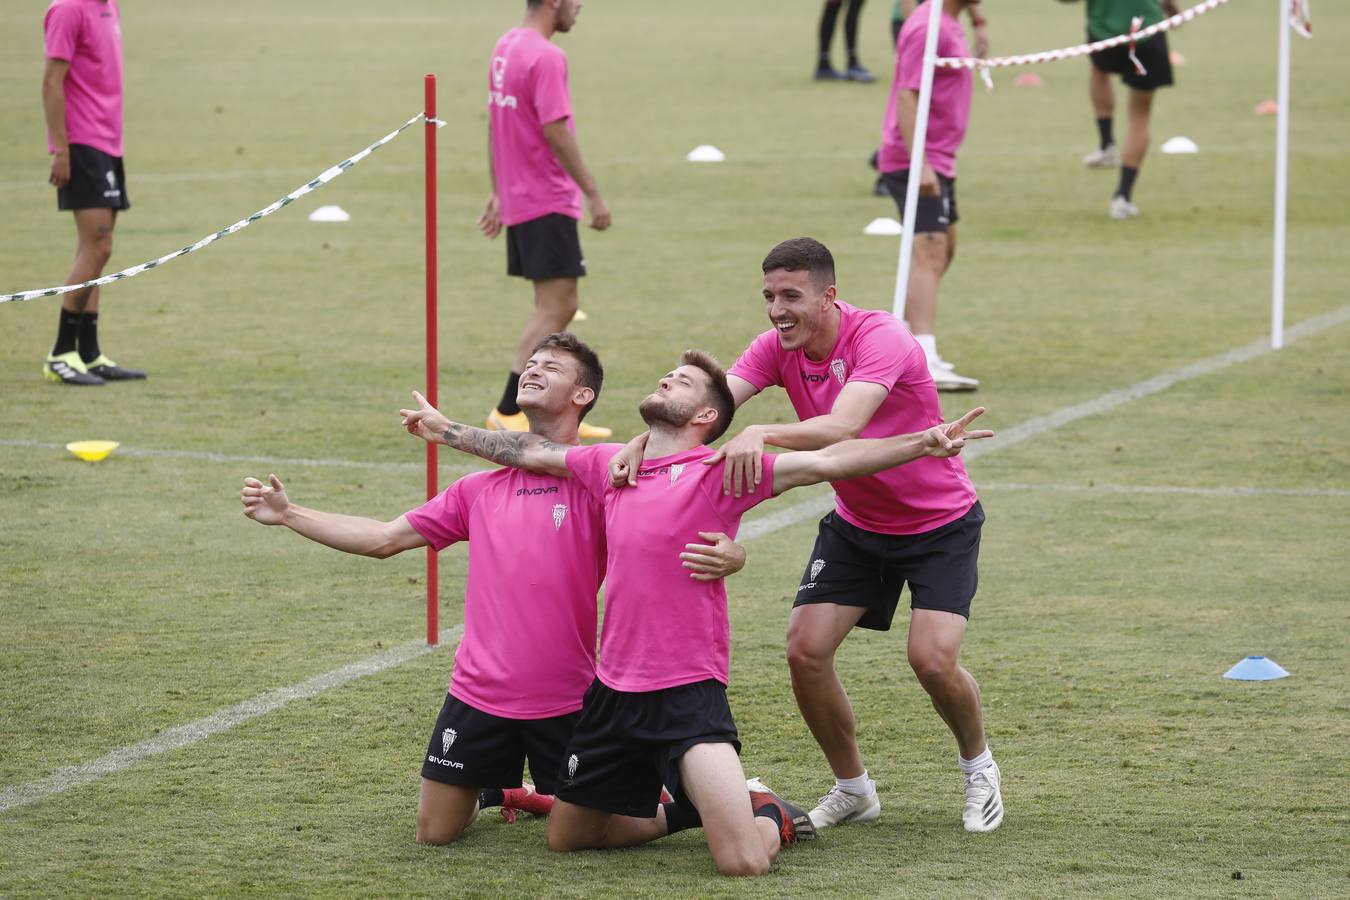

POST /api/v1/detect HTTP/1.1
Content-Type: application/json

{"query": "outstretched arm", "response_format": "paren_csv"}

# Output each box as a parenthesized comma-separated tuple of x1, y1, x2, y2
(241, 474, 426, 559)
(706, 380, 888, 497)
(771, 408, 993, 494)
(399, 391, 571, 476)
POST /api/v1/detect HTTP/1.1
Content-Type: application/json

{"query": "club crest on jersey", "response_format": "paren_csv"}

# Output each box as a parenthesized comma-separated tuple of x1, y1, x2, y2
(441, 728, 456, 755)
(810, 559, 826, 581)
(552, 503, 567, 530)
(669, 463, 686, 484)
(831, 358, 847, 385)
(488, 56, 517, 108)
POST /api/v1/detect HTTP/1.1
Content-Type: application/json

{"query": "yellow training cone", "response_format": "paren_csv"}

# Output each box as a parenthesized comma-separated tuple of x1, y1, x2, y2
(66, 440, 119, 462)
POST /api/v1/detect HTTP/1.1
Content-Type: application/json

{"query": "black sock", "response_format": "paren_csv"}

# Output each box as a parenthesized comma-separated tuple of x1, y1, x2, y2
(52, 310, 82, 356)
(752, 803, 784, 830)
(1096, 117, 1115, 150)
(818, 2, 841, 64)
(478, 788, 505, 809)
(77, 312, 101, 364)
(497, 371, 522, 416)
(1117, 166, 1139, 201)
(662, 801, 702, 835)
(845, 0, 865, 66)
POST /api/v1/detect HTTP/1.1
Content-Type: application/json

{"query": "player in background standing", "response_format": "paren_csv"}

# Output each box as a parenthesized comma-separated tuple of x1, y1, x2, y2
(41, 0, 145, 386)
(869, 0, 987, 197)
(242, 333, 746, 845)
(1079, 0, 1180, 219)
(878, 0, 982, 390)
(817, 0, 876, 82)
(479, 0, 612, 439)
(402, 350, 992, 874)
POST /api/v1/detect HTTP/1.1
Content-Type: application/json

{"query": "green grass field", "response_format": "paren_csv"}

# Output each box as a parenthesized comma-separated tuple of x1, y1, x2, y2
(2, 1, 1347, 896)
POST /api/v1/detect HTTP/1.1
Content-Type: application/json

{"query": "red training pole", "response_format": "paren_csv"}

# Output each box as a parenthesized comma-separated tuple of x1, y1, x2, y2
(424, 74, 439, 647)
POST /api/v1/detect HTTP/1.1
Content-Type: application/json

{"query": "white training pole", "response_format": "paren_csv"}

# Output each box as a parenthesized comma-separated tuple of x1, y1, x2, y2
(892, 0, 946, 323)
(1270, 0, 1292, 349)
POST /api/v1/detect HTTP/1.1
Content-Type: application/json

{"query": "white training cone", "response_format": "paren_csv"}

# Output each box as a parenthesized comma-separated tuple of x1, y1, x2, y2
(1161, 137, 1199, 154)
(863, 217, 903, 236)
(308, 205, 350, 222)
(686, 145, 726, 163)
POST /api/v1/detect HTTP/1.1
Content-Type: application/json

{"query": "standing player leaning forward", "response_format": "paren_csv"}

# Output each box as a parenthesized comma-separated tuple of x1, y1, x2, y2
(611, 237, 1005, 833)
(41, 0, 146, 386)
(479, 0, 613, 439)
(401, 351, 992, 875)
(241, 333, 747, 845)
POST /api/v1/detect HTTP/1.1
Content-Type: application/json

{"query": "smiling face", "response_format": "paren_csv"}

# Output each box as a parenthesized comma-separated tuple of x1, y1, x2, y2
(762, 267, 839, 360)
(517, 347, 593, 418)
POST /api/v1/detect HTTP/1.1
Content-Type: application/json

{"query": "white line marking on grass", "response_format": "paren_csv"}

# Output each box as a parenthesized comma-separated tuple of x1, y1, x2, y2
(739, 304, 1350, 539)
(980, 481, 1350, 499)
(0, 627, 462, 815)
(0, 439, 482, 477)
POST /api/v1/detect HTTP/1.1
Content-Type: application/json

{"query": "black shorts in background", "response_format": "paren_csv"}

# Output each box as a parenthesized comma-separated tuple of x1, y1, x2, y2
(506, 212, 586, 281)
(420, 692, 579, 794)
(58, 144, 130, 212)
(881, 170, 959, 233)
(793, 501, 984, 628)
(1089, 30, 1174, 92)
(556, 678, 740, 819)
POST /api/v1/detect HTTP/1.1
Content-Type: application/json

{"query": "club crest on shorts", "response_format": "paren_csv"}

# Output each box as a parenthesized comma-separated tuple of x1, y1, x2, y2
(441, 728, 456, 755)
(810, 559, 827, 581)
(552, 503, 567, 530)
(831, 358, 847, 385)
(669, 463, 686, 484)
(105, 170, 117, 190)
(568, 754, 579, 779)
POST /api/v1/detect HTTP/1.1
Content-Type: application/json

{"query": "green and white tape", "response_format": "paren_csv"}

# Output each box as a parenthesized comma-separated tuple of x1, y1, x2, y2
(1, 112, 435, 305)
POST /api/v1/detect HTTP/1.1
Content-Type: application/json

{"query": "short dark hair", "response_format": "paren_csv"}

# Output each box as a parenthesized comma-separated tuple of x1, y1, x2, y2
(680, 349, 735, 444)
(532, 332, 604, 418)
(761, 237, 836, 291)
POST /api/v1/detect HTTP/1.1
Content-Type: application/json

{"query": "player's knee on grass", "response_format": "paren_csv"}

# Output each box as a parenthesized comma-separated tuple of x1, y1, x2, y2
(545, 801, 606, 852)
(415, 780, 479, 845)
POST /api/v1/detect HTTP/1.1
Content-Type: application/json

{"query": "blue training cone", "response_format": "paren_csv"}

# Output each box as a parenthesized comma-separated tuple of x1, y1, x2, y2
(1223, 656, 1290, 681)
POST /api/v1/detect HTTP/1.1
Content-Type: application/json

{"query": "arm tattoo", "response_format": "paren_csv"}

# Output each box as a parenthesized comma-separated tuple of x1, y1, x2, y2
(438, 423, 567, 469)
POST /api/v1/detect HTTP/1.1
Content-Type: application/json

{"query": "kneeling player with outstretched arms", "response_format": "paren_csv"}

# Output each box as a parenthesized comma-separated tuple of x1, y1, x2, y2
(241, 333, 746, 846)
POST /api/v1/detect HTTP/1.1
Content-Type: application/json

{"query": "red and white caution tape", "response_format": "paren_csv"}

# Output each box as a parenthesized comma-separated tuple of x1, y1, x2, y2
(935, 0, 1230, 70)
(1, 113, 431, 305)
(1127, 15, 1147, 75)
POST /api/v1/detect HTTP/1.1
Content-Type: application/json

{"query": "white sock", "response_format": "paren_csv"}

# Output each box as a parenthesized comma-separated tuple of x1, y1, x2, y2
(959, 747, 994, 774)
(836, 771, 874, 796)
(915, 333, 939, 364)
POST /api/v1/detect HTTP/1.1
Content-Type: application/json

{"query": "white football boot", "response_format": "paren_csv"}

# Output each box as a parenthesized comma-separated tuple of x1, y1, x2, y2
(962, 761, 1004, 833)
(808, 781, 881, 829)
(1083, 144, 1120, 168)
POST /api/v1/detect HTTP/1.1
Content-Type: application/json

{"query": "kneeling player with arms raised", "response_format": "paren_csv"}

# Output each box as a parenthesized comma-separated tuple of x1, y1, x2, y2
(242, 334, 745, 844)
